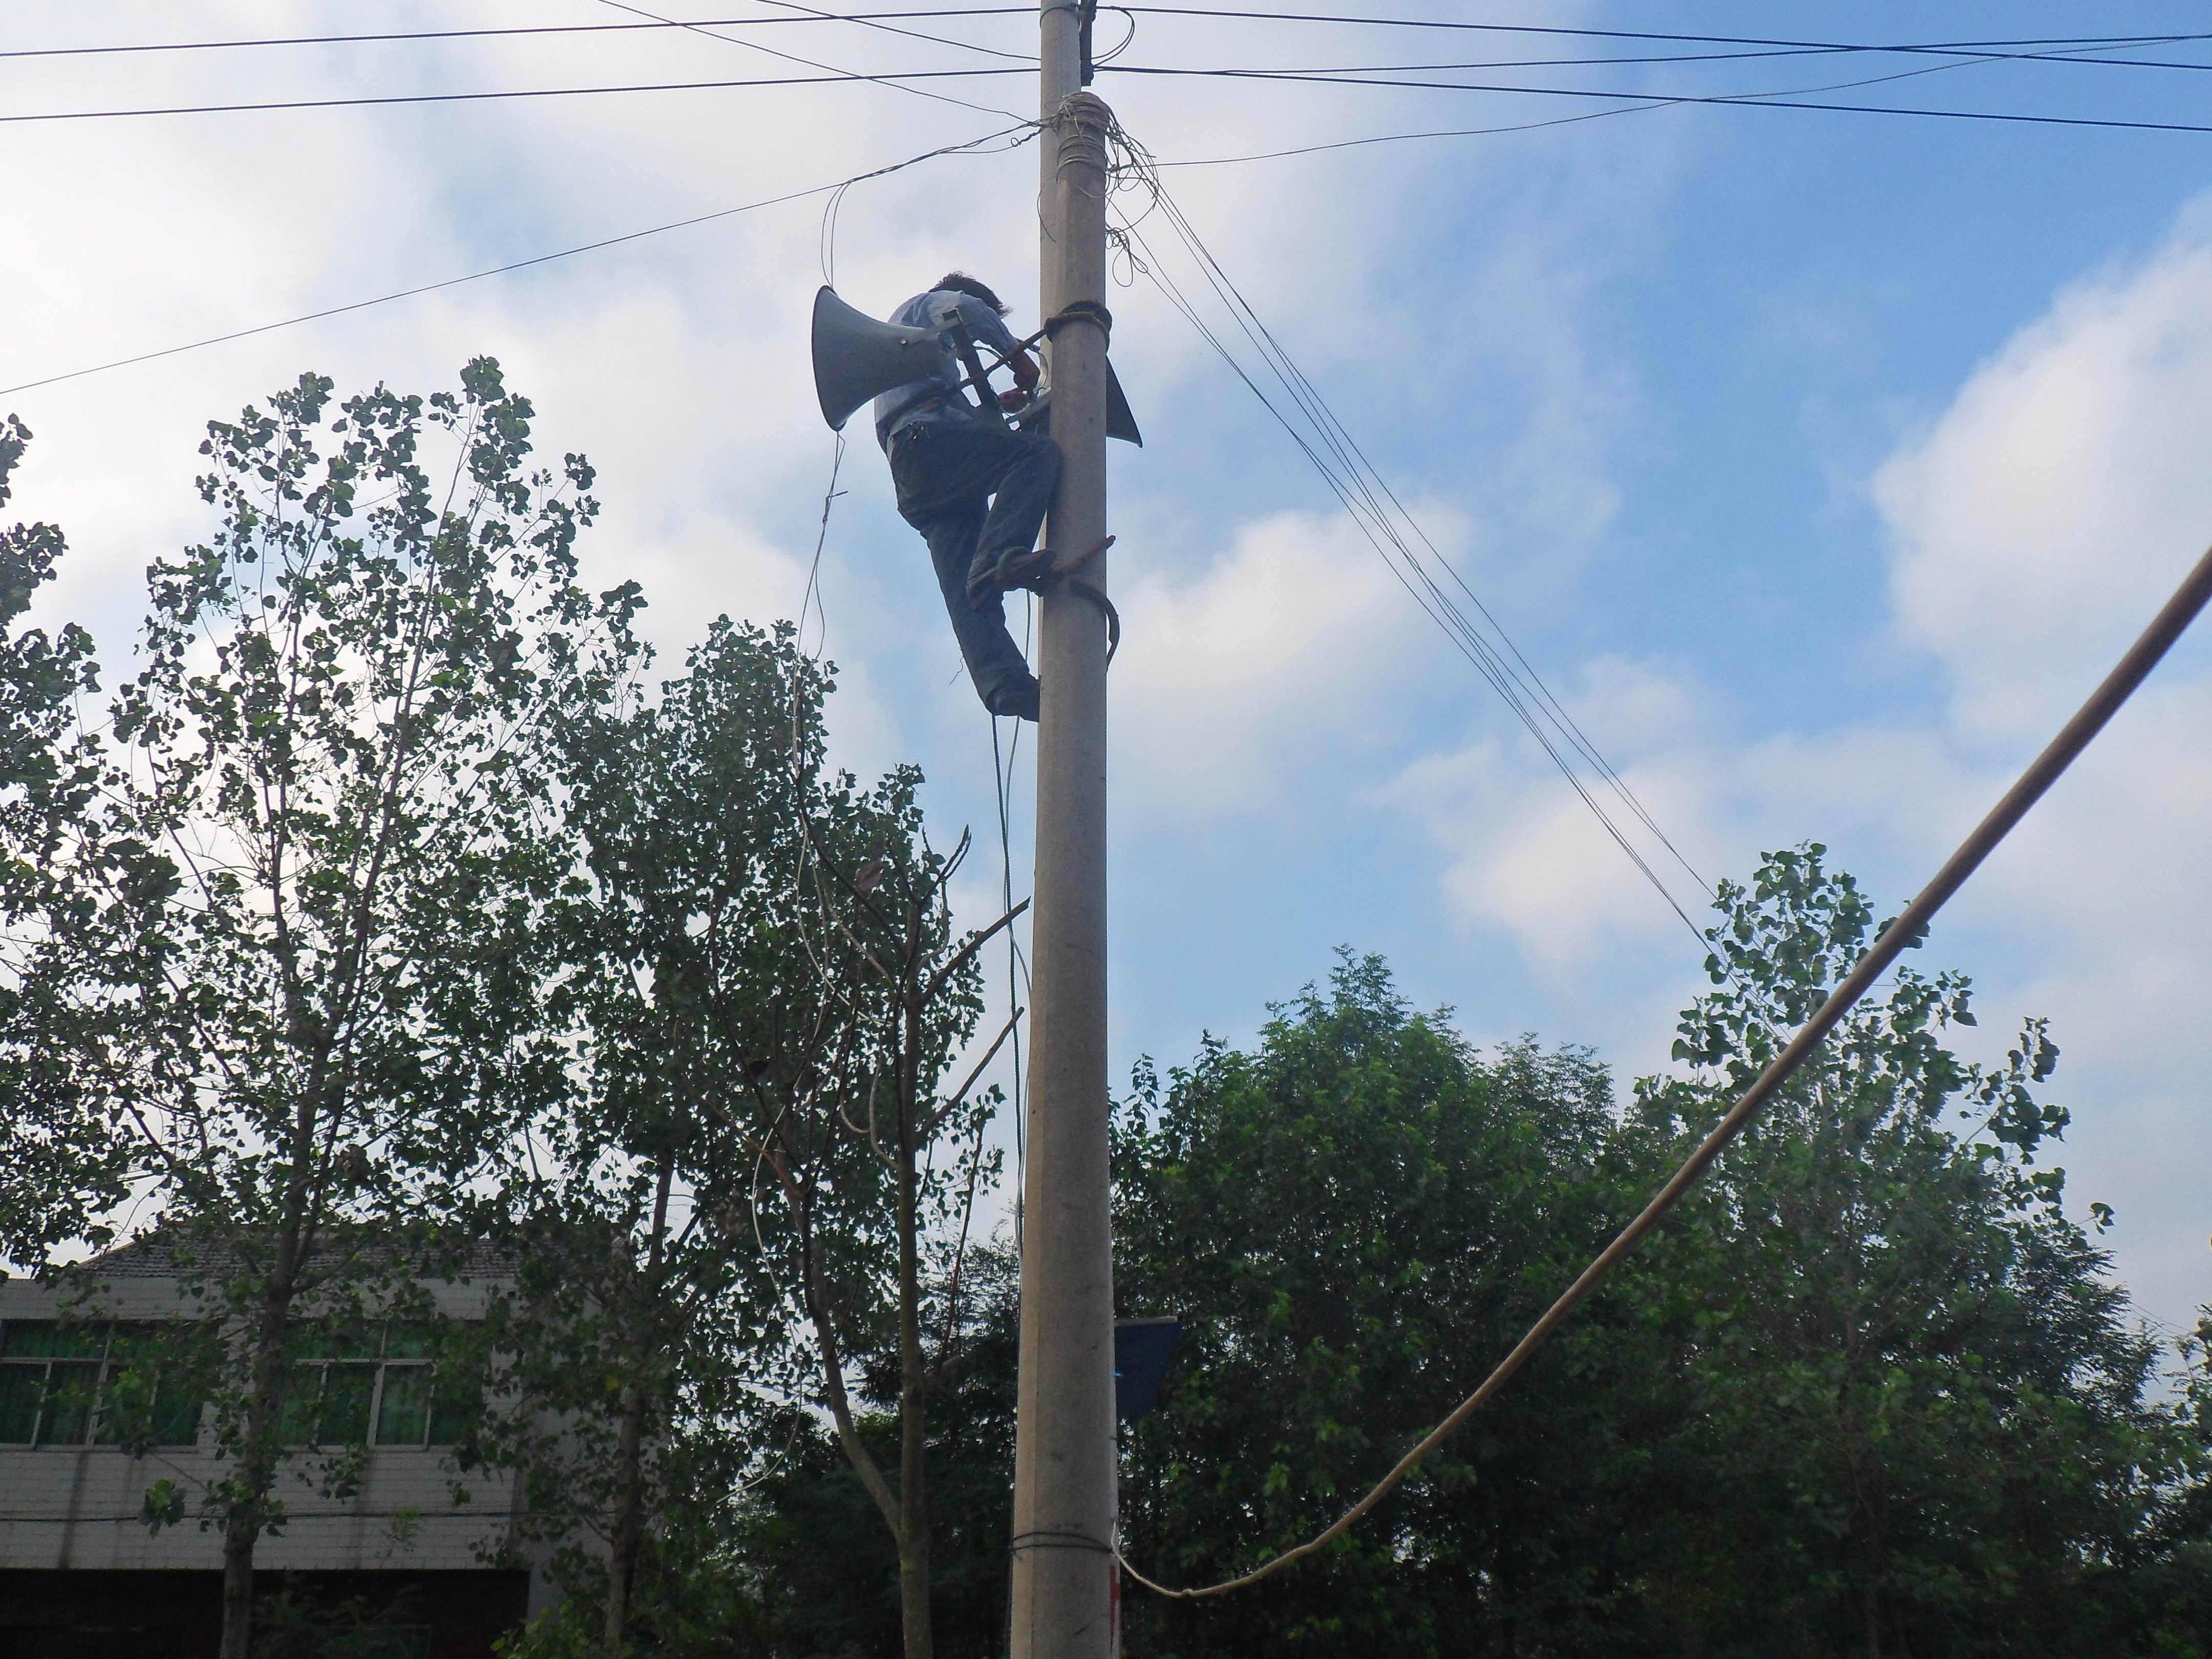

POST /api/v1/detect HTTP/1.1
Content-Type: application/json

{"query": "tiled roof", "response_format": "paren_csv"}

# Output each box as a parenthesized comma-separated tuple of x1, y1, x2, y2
(81, 1231, 518, 1284)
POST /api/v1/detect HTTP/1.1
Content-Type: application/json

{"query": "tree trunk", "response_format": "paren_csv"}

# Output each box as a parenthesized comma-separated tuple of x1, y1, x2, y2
(219, 1267, 301, 1659)
(603, 1154, 674, 1658)
(897, 977, 933, 1659)
(219, 1506, 259, 1659)
(603, 1373, 652, 1657)
(898, 1113, 932, 1659)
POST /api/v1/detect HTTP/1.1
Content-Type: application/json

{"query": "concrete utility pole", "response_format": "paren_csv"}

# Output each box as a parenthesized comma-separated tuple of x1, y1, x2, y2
(1008, 0, 1117, 1653)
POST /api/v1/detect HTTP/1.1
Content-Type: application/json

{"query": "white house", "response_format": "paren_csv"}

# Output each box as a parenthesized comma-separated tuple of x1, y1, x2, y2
(0, 1238, 558, 1658)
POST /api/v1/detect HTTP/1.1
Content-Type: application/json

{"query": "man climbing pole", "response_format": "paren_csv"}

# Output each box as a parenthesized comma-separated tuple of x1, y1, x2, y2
(874, 272, 1059, 722)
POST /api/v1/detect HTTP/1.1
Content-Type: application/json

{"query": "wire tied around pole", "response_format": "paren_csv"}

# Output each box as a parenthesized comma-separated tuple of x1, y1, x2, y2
(1010, 1528, 1117, 1556)
(1052, 88, 1114, 182)
(1044, 298, 1115, 342)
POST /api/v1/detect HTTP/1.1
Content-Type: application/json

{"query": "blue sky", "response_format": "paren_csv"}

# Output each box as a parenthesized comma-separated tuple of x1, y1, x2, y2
(6, 2, 2210, 1334)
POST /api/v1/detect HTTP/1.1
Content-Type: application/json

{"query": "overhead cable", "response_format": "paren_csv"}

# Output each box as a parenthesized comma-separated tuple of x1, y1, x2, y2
(1104, 64, 2212, 136)
(0, 9, 1036, 60)
(21, 54, 2203, 136)
(17, 11, 2204, 72)
(1119, 8, 2212, 65)
(1148, 24, 2198, 163)
(0, 67, 1032, 126)
(1103, 139, 1713, 940)
(0, 124, 1035, 399)
(587, 0, 1027, 119)
(699, 0, 1036, 63)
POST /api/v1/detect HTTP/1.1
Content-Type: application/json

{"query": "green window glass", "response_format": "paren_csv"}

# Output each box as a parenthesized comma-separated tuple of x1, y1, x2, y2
(148, 1377, 204, 1446)
(293, 1325, 380, 1362)
(0, 1364, 42, 1443)
(280, 1366, 326, 1445)
(41, 1362, 100, 1445)
(426, 1373, 473, 1448)
(2, 1321, 102, 1359)
(374, 1364, 431, 1446)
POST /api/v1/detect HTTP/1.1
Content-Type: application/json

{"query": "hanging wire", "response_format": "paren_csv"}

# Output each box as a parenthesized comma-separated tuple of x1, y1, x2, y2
(3, 122, 1039, 400)
(1093, 119, 1716, 955)
(593, 0, 1030, 120)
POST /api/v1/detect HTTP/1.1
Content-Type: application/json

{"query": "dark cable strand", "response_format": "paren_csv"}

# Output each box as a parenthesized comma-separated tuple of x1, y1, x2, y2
(1147, 25, 2190, 166)
(733, 0, 1037, 63)
(1103, 65, 2212, 137)
(590, 0, 1026, 119)
(0, 66, 1031, 126)
(0, 10, 1038, 60)
(1119, 212, 1712, 948)
(1120, 160, 1708, 900)
(1118, 8, 2212, 65)
(18, 10, 2200, 70)
(0, 123, 1036, 399)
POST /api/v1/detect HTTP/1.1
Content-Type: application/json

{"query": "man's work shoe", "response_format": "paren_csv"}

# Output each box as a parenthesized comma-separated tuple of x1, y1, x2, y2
(987, 677, 1041, 722)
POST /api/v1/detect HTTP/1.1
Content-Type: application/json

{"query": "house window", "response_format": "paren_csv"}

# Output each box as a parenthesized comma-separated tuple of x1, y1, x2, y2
(0, 1321, 203, 1448)
(286, 1325, 474, 1449)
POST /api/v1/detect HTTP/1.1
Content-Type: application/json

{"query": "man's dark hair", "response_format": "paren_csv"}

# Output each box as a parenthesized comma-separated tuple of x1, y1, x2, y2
(934, 271, 1009, 315)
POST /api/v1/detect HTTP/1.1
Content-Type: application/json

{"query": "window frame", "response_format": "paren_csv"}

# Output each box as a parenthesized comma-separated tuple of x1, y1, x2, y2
(287, 1324, 463, 1451)
(0, 1318, 204, 1450)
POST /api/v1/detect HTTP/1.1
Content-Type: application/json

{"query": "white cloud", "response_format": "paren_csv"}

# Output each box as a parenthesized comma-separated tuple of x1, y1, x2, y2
(1391, 196, 2212, 1328)
(1111, 507, 1451, 816)
(1874, 203, 2212, 743)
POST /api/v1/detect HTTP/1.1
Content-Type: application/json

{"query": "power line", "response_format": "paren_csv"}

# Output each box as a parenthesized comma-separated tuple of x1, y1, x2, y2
(0, 66, 1029, 126)
(18, 54, 2203, 135)
(1205, 50, 2212, 77)
(695, 0, 1035, 64)
(586, 0, 1027, 120)
(1148, 24, 2198, 163)
(0, 9, 1035, 60)
(1106, 141, 1714, 944)
(1140, 47, 2212, 74)
(1156, 105, 1655, 166)
(17, 9, 2204, 73)
(1104, 63, 2212, 136)
(0, 125, 1035, 400)
(1120, 8, 2212, 65)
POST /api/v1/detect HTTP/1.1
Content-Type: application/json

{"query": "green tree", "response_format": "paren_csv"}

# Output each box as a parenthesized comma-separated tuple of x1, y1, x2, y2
(1111, 952, 1657, 1655)
(483, 616, 1008, 1659)
(0, 364, 643, 1659)
(1621, 843, 2211, 1655)
(734, 1237, 1024, 1658)
(1103, 855, 2210, 1655)
(0, 414, 114, 1258)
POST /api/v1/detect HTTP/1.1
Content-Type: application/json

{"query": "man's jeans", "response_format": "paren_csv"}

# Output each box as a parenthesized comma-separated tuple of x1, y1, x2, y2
(889, 417, 1060, 721)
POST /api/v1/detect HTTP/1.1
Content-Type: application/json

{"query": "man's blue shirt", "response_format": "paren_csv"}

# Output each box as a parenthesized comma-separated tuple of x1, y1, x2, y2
(872, 288, 1024, 450)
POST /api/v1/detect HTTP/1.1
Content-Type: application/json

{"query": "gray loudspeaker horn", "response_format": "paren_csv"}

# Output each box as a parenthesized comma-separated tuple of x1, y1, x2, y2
(811, 284, 1142, 444)
(813, 285, 942, 432)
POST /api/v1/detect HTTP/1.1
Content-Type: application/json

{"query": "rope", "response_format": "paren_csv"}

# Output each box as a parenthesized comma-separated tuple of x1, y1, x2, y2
(1117, 537, 2212, 1600)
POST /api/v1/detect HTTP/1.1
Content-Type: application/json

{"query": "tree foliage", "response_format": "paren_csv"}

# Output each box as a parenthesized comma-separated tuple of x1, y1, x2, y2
(485, 615, 1008, 1659)
(0, 362, 644, 1659)
(1097, 849, 2210, 1657)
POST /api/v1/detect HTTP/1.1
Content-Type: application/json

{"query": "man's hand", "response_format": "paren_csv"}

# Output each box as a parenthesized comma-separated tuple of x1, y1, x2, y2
(1010, 348, 1040, 393)
(999, 387, 1030, 412)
